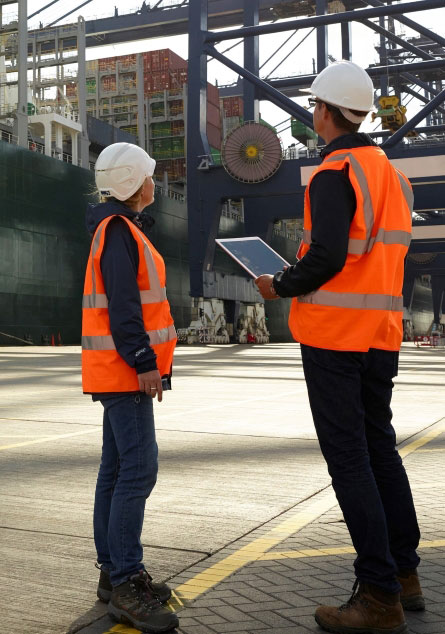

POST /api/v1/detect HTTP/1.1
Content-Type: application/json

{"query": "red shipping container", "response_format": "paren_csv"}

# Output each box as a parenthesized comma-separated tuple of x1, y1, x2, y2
(207, 82, 219, 106)
(207, 122, 221, 150)
(207, 102, 221, 129)
(66, 83, 77, 97)
(222, 96, 243, 118)
(171, 120, 185, 135)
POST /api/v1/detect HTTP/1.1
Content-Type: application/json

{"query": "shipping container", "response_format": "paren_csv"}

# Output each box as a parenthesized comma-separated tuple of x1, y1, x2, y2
(221, 96, 243, 118)
(169, 99, 183, 117)
(155, 158, 187, 182)
(207, 82, 220, 107)
(210, 147, 222, 165)
(99, 57, 117, 72)
(171, 120, 184, 136)
(66, 83, 76, 98)
(151, 121, 172, 138)
(207, 122, 222, 150)
(171, 137, 185, 157)
(86, 78, 96, 95)
(222, 115, 243, 138)
(143, 49, 187, 72)
(151, 101, 165, 118)
(207, 102, 221, 130)
(152, 138, 172, 159)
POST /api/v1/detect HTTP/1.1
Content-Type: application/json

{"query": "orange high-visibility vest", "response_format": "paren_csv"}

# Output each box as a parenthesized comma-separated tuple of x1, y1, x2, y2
(82, 215, 177, 393)
(289, 146, 413, 352)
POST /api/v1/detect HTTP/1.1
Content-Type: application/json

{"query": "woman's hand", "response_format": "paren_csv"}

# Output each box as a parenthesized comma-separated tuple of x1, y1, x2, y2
(138, 369, 163, 402)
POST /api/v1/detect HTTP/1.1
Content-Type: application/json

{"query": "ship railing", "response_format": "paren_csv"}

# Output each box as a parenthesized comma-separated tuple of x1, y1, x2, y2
(154, 185, 186, 203)
(0, 129, 17, 145)
(28, 140, 45, 153)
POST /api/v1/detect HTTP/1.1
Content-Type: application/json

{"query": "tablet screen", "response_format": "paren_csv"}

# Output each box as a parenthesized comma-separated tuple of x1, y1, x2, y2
(215, 237, 290, 278)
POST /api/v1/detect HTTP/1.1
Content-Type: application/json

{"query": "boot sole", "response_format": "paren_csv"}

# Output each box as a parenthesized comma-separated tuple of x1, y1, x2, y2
(401, 595, 425, 611)
(108, 603, 179, 633)
(314, 613, 408, 634)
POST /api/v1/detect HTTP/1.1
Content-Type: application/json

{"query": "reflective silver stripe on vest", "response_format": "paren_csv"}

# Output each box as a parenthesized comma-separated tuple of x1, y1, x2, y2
(324, 152, 374, 249)
(82, 324, 177, 351)
(298, 289, 403, 311)
(301, 228, 411, 255)
(396, 169, 414, 213)
(349, 228, 411, 254)
(85, 217, 167, 309)
(91, 222, 106, 298)
(302, 229, 311, 244)
(83, 287, 168, 309)
(140, 287, 167, 304)
(304, 154, 412, 254)
(83, 294, 108, 309)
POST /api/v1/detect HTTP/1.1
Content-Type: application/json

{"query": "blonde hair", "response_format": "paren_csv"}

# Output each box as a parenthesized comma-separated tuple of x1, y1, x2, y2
(98, 182, 145, 208)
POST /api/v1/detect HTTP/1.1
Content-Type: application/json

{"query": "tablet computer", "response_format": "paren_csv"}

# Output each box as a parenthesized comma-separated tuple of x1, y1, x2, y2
(215, 237, 290, 278)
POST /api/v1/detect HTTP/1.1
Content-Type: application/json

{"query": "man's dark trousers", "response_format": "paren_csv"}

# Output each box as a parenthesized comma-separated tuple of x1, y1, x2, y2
(300, 344, 420, 593)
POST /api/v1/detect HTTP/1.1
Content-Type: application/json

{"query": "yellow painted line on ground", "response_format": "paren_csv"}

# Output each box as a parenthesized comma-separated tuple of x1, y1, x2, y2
(416, 448, 445, 453)
(174, 489, 337, 601)
(104, 626, 140, 634)
(174, 419, 445, 603)
(399, 419, 445, 459)
(259, 538, 445, 561)
(0, 427, 101, 450)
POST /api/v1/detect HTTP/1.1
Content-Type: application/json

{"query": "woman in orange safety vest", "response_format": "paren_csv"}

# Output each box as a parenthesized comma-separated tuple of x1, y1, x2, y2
(82, 142, 178, 633)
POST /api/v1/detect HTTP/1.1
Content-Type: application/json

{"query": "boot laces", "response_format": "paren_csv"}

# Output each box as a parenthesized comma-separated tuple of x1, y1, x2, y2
(129, 571, 162, 611)
(339, 579, 369, 611)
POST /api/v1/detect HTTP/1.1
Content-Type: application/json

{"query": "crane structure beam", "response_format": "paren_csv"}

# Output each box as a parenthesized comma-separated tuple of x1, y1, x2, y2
(204, 0, 445, 43)
(185, 0, 445, 302)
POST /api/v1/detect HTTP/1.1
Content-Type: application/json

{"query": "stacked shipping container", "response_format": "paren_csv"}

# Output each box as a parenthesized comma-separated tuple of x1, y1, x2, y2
(65, 48, 223, 184)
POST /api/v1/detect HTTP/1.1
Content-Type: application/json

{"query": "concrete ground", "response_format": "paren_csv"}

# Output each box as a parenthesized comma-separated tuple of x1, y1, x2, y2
(0, 342, 443, 634)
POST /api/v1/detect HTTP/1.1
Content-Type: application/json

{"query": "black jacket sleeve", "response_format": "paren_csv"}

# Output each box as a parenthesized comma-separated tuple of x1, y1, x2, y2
(101, 217, 158, 374)
(273, 169, 356, 298)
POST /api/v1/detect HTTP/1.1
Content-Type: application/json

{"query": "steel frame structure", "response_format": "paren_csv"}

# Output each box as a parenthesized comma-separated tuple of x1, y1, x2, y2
(187, 0, 445, 300)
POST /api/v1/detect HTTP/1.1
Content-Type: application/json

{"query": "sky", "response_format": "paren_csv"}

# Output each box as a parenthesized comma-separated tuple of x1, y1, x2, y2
(14, 1, 445, 146)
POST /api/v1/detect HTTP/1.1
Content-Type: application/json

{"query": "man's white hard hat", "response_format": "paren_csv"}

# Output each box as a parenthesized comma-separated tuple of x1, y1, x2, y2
(95, 142, 156, 201)
(305, 60, 375, 123)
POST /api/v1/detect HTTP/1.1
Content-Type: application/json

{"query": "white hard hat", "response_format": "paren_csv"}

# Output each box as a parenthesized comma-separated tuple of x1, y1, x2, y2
(305, 60, 374, 123)
(95, 143, 156, 201)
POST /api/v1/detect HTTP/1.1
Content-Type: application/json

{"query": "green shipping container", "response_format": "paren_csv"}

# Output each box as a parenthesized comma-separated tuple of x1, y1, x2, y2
(151, 122, 172, 138)
(151, 102, 165, 118)
(210, 147, 222, 165)
(171, 137, 184, 157)
(86, 79, 96, 95)
(152, 138, 172, 159)
(290, 118, 318, 141)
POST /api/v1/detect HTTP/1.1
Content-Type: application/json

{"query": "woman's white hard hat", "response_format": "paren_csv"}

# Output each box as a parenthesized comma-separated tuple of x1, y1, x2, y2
(95, 142, 156, 201)
(304, 60, 375, 123)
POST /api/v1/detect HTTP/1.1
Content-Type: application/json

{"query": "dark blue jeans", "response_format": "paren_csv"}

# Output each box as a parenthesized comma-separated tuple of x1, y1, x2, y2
(94, 393, 158, 587)
(300, 344, 420, 594)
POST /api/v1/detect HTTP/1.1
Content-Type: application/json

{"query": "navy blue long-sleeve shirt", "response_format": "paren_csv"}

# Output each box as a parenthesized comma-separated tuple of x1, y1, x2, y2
(273, 133, 377, 298)
(85, 201, 158, 399)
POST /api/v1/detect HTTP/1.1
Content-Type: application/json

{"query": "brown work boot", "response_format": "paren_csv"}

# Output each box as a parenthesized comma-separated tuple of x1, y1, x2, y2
(314, 580, 407, 634)
(398, 570, 425, 611)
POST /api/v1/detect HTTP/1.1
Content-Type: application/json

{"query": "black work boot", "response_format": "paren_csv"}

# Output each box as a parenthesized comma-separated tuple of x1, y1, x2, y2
(108, 570, 179, 633)
(96, 563, 172, 604)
